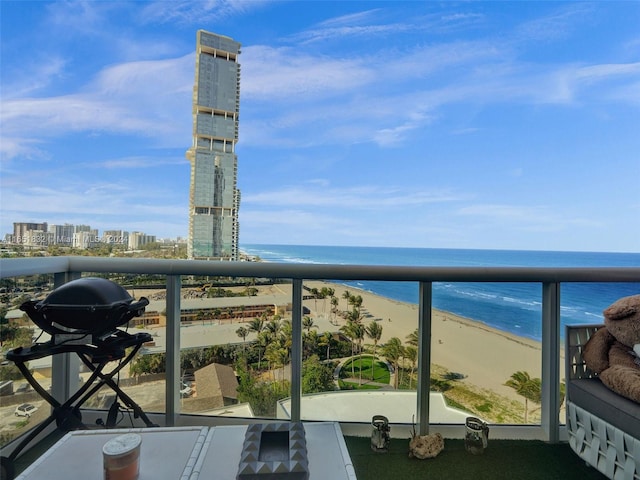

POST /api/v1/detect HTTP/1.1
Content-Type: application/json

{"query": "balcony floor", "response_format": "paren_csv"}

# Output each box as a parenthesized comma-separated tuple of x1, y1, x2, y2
(343, 436, 605, 480)
(12, 431, 605, 480)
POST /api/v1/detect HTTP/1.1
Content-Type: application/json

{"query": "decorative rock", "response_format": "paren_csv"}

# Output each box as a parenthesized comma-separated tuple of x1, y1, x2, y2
(408, 432, 445, 459)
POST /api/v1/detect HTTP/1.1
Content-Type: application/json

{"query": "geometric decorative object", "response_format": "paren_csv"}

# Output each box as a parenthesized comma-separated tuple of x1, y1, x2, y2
(237, 422, 309, 480)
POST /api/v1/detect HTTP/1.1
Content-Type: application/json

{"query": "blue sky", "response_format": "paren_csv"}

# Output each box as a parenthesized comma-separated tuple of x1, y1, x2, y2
(1, 1, 639, 253)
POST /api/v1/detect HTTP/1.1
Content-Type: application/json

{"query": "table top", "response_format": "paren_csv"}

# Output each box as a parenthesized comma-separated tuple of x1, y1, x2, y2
(15, 426, 208, 480)
(191, 422, 356, 480)
(15, 423, 356, 480)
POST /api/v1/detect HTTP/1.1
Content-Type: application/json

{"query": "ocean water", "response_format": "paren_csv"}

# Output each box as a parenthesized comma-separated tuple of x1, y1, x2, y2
(241, 244, 640, 342)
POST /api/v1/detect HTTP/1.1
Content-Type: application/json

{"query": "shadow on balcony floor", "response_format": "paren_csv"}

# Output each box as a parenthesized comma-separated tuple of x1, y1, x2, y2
(344, 436, 605, 480)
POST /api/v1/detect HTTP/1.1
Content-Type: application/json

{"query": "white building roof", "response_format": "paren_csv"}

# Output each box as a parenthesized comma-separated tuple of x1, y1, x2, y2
(276, 390, 471, 424)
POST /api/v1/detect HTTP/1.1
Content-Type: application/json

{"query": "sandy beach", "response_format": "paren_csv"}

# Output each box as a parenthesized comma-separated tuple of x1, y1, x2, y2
(139, 280, 548, 408)
(298, 281, 545, 404)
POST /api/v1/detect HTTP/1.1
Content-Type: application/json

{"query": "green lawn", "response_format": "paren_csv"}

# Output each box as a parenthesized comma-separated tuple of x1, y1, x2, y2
(340, 356, 390, 384)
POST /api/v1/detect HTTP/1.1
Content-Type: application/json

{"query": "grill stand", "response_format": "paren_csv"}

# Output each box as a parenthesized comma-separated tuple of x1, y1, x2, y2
(2, 331, 157, 477)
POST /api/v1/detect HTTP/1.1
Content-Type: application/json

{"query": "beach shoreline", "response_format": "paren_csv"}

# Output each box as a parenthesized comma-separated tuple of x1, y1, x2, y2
(300, 280, 548, 405)
(137, 278, 554, 412)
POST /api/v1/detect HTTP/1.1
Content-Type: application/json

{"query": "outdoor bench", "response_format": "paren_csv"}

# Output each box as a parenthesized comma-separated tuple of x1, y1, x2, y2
(566, 324, 640, 479)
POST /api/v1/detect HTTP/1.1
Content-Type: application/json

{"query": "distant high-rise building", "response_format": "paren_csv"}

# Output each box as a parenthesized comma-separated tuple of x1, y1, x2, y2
(103, 230, 129, 245)
(73, 229, 98, 249)
(49, 224, 74, 245)
(128, 232, 156, 250)
(13, 222, 47, 244)
(186, 30, 241, 260)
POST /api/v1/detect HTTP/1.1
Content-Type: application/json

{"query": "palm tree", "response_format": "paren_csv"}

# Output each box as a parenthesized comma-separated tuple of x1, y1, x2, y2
(319, 331, 333, 360)
(235, 326, 249, 351)
(406, 329, 419, 347)
(303, 329, 319, 360)
(340, 321, 358, 377)
(325, 287, 335, 315)
(351, 295, 363, 313)
(366, 321, 383, 378)
(397, 346, 406, 387)
(330, 296, 339, 320)
(255, 331, 270, 370)
(265, 318, 280, 339)
(265, 342, 282, 382)
(302, 316, 317, 333)
(195, 310, 206, 326)
(382, 337, 403, 389)
(404, 345, 417, 389)
(505, 371, 542, 423)
(247, 317, 265, 337)
(353, 322, 366, 383)
(346, 307, 363, 324)
(265, 340, 289, 385)
(279, 319, 292, 350)
(342, 290, 352, 311)
(310, 287, 319, 311)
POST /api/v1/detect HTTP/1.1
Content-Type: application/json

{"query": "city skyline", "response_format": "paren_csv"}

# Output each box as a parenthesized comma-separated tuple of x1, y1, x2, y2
(4, 220, 163, 249)
(1, 2, 639, 253)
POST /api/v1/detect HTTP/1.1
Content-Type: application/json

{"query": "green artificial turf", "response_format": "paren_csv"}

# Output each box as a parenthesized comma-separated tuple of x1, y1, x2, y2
(344, 436, 605, 480)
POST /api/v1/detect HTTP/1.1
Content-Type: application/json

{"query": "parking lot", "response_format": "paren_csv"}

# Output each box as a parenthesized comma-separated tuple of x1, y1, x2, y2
(0, 379, 168, 442)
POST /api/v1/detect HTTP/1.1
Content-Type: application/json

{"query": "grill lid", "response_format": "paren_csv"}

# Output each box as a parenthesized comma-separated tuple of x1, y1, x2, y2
(20, 277, 149, 336)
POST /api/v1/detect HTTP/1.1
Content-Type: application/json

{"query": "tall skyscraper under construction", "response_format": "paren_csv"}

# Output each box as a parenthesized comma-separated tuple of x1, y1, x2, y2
(187, 30, 241, 260)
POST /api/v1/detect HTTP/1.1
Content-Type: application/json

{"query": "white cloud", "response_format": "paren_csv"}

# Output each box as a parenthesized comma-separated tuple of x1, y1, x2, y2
(457, 203, 603, 233)
(0, 54, 194, 160)
(2, 56, 68, 99)
(243, 185, 463, 209)
(241, 46, 374, 100)
(98, 156, 184, 169)
(137, 0, 270, 26)
(513, 3, 594, 43)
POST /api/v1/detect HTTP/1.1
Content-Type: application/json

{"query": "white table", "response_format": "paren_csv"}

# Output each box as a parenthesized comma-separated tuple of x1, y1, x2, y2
(15, 422, 356, 480)
(16, 426, 208, 480)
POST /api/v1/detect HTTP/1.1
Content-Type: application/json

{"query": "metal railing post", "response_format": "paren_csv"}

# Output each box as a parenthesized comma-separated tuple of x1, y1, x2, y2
(165, 275, 182, 426)
(290, 279, 303, 422)
(51, 271, 81, 407)
(417, 281, 433, 435)
(541, 282, 561, 443)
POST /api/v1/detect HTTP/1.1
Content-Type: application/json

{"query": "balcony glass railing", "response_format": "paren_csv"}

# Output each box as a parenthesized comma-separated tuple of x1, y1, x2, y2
(1, 256, 638, 455)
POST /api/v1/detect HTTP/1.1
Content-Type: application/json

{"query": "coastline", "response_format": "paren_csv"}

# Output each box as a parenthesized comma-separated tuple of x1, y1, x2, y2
(138, 277, 552, 408)
(300, 280, 546, 403)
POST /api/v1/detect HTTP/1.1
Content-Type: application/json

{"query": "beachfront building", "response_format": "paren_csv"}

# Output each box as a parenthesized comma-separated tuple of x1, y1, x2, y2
(186, 30, 241, 261)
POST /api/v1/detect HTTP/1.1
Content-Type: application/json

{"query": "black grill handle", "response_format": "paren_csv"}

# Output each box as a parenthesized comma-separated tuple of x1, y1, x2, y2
(19, 300, 40, 317)
(128, 297, 149, 314)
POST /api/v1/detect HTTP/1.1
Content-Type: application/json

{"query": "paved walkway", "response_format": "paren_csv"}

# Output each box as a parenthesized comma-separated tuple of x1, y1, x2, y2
(340, 377, 394, 390)
(333, 356, 395, 389)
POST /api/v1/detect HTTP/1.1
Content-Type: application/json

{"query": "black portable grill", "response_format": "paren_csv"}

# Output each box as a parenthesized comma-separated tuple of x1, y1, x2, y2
(3, 278, 157, 477)
(20, 276, 149, 340)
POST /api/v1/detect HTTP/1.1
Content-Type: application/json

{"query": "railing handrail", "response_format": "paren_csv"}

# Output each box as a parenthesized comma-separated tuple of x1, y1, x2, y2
(2, 256, 639, 282)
